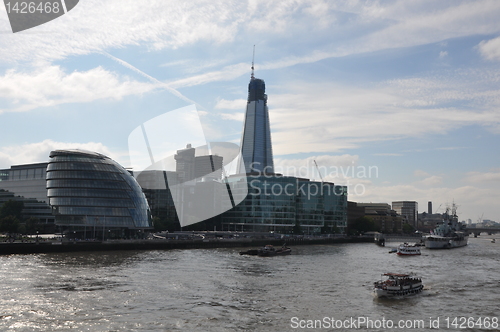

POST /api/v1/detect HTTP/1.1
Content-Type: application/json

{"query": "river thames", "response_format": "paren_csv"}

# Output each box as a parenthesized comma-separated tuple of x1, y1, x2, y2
(0, 235, 498, 331)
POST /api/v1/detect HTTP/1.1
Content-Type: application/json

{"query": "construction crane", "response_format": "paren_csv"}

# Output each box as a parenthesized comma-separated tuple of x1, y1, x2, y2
(313, 160, 324, 183)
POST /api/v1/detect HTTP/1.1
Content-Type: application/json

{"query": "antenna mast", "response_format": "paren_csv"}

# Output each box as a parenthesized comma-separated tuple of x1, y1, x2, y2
(251, 45, 255, 80)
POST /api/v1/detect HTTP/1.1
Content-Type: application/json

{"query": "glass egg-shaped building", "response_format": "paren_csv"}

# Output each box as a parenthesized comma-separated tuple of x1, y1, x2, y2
(46, 150, 152, 237)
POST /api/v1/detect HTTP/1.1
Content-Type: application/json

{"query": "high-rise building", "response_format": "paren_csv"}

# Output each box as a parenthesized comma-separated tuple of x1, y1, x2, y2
(174, 144, 195, 182)
(392, 201, 418, 228)
(194, 155, 223, 180)
(238, 70, 274, 174)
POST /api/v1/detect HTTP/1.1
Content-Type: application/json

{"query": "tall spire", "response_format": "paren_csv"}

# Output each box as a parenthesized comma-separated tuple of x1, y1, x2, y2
(251, 45, 255, 80)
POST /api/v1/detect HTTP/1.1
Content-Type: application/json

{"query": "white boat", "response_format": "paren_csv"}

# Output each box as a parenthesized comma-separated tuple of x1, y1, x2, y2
(373, 273, 423, 298)
(424, 203, 468, 249)
(397, 243, 421, 256)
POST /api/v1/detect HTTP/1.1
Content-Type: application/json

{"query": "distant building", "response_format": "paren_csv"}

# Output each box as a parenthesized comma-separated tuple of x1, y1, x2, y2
(392, 201, 418, 228)
(194, 155, 223, 180)
(428, 201, 432, 214)
(175, 144, 196, 182)
(355, 202, 403, 233)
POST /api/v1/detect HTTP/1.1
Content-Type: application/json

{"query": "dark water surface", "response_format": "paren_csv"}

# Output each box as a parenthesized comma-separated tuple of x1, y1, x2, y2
(0, 236, 498, 331)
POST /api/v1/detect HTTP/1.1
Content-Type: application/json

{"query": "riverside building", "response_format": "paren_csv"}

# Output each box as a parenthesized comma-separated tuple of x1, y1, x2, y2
(46, 150, 152, 238)
(220, 64, 348, 234)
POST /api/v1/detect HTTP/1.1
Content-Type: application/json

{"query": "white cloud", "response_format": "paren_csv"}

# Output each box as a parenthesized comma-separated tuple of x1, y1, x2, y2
(477, 36, 500, 61)
(0, 65, 157, 113)
(219, 112, 244, 121)
(418, 175, 443, 186)
(274, 154, 361, 180)
(0, 139, 118, 169)
(464, 170, 500, 183)
(214, 98, 246, 110)
(414, 170, 430, 177)
(263, 68, 500, 155)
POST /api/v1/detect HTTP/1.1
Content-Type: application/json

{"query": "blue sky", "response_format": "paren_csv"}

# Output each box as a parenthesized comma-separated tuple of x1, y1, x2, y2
(1, 0, 500, 222)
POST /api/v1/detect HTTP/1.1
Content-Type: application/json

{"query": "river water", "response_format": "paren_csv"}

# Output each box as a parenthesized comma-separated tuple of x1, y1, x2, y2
(0, 235, 498, 331)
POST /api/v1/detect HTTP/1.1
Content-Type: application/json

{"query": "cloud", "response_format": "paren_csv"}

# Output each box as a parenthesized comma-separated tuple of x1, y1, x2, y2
(464, 170, 500, 183)
(356, 182, 500, 222)
(0, 139, 118, 169)
(418, 175, 443, 186)
(477, 36, 500, 61)
(259, 67, 500, 155)
(0, 65, 157, 113)
(274, 154, 362, 180)
(219, 112, 244, 121)
(414, 170, 430, 177)
(214, 98, 246, 110)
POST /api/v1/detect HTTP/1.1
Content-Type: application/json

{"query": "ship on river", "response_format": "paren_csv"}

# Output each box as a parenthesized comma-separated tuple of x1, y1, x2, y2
(424, 203, 468, 249)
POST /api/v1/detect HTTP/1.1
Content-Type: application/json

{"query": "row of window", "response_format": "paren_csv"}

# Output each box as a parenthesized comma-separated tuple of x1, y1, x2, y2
(54, 206, 132, 217)
(47, 162, 119, 172)
(51, 156, 116, 164)
(49, 197, 135, 208)
(47, 179, 130, 190)
(46, 170, 124, 181)
(47, 188, 130, 198)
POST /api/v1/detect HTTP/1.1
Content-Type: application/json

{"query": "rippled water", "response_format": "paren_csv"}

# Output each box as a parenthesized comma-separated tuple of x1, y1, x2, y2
(0, 236, 498, 331)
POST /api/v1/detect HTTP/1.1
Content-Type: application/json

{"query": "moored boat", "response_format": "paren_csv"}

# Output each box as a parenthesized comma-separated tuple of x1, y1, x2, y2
(257, 244, 291, 257)
(397, 243, 421, 256)
(424, 203, 468, 249)
(373, 273, 423, 298)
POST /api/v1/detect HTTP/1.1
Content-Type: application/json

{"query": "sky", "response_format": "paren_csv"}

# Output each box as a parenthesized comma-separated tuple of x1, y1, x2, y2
(0, 0, 499, 223)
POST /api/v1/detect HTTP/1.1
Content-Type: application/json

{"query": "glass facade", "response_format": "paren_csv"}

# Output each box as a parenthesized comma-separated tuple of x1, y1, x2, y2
(239, 78, 274, 174)
(221, 175, 347, 234)
(46, 150, 152, 229)
(0, 163, 54, 224)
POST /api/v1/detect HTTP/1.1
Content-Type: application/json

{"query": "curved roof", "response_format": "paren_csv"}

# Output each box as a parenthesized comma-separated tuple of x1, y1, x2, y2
(49, 149, 108, 159)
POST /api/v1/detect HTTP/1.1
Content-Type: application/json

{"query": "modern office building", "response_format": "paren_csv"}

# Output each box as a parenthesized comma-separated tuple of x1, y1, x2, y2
(0, 163, 54, 225)
(46, 150, 152, 236)
(194, 155, 223, 180)
(221, 175, 347, 234)
(392, 201, 418, 228)
(174, 144, 196, 182)
(238, 70, 274, 174)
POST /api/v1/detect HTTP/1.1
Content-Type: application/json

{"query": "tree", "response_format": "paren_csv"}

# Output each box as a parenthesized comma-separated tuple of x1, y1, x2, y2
(0, 215, 20, 233)
(402, 223, 415, 234)
(0, 199, 24, 220)
(349, 216, 379, 235)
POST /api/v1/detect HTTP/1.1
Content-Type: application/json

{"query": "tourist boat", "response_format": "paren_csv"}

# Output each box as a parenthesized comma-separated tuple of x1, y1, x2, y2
(397, 243, 421, 256)
(373, 273, 423, 298)
(257, 244, 291, 257)
(424, 203, 468, 249)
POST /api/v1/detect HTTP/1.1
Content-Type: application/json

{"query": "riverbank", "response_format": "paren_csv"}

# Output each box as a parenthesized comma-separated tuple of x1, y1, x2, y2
(0, 236, 373, 255)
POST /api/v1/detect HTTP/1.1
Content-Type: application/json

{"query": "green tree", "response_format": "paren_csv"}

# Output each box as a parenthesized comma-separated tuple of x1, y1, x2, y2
(0, 215, 20, 233)
(0, 199, 24, 220)
(349, 216, 379, 235)
(24, 217, 40, 235)
(402, 223, 415, 234)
